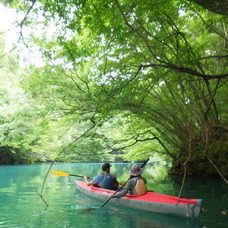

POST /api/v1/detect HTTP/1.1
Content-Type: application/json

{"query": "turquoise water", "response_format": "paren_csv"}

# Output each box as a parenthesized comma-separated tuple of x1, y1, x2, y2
(0, 163, 227, 228)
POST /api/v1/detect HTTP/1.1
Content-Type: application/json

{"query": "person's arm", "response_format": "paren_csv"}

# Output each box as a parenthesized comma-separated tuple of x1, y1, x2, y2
(84, 174, 102, 186)
(84, 176, 94, 186)
(111, 179, 135, 199)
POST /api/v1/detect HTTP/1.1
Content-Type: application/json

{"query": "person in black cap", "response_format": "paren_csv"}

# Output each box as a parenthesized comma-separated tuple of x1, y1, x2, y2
(84, 162, 119, 190)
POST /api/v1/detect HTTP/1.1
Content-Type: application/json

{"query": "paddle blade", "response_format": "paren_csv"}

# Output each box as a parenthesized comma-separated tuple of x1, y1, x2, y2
(50, 170, 71, 176)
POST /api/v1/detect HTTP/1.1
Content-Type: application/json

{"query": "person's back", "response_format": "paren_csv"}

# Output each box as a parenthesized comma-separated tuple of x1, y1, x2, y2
(133, 177, 147, 194)
(110, 164, 147, 199)
(84, 162, 119, 190)
(99, 173, 118, 190)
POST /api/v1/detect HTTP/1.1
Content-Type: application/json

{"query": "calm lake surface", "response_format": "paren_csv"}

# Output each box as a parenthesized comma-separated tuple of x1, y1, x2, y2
(0, 163, 227, 228)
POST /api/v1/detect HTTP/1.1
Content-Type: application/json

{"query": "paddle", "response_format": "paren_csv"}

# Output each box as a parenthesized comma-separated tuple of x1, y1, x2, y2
(100, 158, 150, 208)
(50, 170, 90, 179)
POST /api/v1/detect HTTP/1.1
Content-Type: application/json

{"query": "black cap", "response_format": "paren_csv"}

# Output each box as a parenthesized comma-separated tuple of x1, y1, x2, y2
(102, 162, 111, 171)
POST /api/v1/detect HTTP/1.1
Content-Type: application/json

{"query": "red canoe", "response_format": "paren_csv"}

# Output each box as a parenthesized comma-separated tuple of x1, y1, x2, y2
(75, 180, 202, 218)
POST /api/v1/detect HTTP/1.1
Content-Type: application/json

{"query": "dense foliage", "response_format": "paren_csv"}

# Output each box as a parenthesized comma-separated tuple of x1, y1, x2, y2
(0, 0, 227, 179)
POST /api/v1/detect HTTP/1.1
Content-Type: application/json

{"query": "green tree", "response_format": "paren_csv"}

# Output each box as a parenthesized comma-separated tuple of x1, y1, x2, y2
(1, 0, 227, 180)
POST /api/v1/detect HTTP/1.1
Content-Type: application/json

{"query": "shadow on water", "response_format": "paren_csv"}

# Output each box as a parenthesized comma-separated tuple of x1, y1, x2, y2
(37, 204, 201, 228)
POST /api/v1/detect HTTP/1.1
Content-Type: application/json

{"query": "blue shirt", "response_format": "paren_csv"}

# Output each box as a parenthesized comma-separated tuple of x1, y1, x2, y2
(92, 173, 118, 190)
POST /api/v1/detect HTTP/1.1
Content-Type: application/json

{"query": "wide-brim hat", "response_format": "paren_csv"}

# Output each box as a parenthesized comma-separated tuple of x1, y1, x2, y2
(130, 164, 143, 176)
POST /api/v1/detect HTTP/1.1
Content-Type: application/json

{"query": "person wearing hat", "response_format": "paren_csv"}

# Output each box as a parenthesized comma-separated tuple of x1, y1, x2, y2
(109, 164, 147, 198)
(84, 162, 119, 190)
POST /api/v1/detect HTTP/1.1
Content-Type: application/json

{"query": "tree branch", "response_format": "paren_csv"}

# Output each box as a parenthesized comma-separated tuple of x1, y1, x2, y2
(19, 0, 37, 49)
(139, 63, 228, 80)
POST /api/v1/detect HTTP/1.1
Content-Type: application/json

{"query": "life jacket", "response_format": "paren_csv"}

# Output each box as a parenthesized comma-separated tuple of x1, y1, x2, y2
(134, 178, 147, 194)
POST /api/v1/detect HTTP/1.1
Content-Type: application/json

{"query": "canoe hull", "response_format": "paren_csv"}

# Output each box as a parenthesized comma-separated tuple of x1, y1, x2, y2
(75, 180, 202, 218)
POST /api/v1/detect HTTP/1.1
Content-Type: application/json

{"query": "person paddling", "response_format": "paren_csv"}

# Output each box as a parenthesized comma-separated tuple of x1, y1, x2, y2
(109, 164, 147, 199)
(84, 162, 119, 190)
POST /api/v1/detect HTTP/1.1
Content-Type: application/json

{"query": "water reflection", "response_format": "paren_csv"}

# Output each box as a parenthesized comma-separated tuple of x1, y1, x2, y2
(73, 189, 201, 228)
(0, 163, 227, 228)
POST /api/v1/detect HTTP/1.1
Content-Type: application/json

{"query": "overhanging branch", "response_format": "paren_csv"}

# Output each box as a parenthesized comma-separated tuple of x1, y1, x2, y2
(139, 63, 228, 80)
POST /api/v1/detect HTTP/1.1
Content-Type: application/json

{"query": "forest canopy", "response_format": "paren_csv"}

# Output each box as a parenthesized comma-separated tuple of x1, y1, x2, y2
(0, 0, 227, 180)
